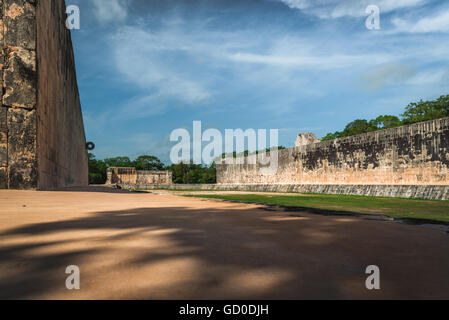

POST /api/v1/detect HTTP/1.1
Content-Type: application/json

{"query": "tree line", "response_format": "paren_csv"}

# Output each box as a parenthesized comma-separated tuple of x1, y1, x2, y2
(322, 94, 449, 141)
(88, 153, 216, 185)
(220, 146, 286, 159)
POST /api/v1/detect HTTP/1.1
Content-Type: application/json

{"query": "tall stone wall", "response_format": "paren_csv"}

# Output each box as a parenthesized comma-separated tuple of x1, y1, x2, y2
(217, 117, 449, 186)
(36, 0, 88, 188)
(0, 0, 88, 189)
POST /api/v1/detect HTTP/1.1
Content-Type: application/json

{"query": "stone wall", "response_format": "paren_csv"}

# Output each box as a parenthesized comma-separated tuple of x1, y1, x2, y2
(217, 117, 449, 186)
(144, 184, 449, 200)
(0, 0, 88, 189)
(0, 0, 38, 189)
(106, 167, 173, 187)
(36, 0, 88, 189)
(136, 170, 173, 186)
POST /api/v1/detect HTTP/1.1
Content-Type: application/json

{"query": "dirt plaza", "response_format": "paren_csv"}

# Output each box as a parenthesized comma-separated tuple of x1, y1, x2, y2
(0, 187, 448, 299)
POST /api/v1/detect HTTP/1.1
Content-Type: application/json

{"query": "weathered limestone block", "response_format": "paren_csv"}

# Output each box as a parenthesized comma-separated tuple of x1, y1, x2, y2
(7, 107, 36, 160)
(0, 167, 6, 188)
(0, 18, 4, 48)
(2, 47, 36, 109)
(0, 106, 7, 168)
(3, 0, 36, 50)
(295, 133, 320, 147)
(0, 3, 4, 188)
(7, 108, 36, 189)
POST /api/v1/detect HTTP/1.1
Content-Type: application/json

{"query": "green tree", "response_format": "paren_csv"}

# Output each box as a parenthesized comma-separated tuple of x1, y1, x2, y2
(221, 146, 286, 158)
(166, 162, 189, 184)
(88, 154, 167, 185)
(88, 153, 107, 184)
(369, 115, 402, 129)
(166, 161, 217, 184)
(103, 156, 133, 168)
(322, 94, 449, 141)
(342, 119, 377, 136)
(322, 131, 342, 141)
(199, 163, 217, 184)
(133, 155, 164, 171)
(401, 94, 449, 125)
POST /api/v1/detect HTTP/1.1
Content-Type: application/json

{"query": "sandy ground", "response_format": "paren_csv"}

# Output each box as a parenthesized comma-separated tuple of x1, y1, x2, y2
(0, 187, 448, 300)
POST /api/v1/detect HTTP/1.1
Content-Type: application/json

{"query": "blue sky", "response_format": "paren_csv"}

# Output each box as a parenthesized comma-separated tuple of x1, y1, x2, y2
(67, 0, 449, 163)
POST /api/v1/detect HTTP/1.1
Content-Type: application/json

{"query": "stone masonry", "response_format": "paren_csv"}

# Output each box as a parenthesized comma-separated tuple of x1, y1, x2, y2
(216, 118, 449, 193)
(295, 133, 320, 147)
(0, 0, 88, 189)
(106, 167, 173, 187)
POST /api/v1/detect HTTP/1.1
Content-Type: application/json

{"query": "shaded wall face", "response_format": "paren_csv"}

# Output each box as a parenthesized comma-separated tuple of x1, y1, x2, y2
(0, 0, 88, 189)
(108, 168, 138, 185)
(36, 0, 88, 189)
(0, 106, 5, 188)
(217, 118, 449, 186)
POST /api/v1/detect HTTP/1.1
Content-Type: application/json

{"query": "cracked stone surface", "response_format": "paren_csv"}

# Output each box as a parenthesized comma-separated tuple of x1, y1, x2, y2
(0, 0, 88, 189)
(217, 118, 449, 190)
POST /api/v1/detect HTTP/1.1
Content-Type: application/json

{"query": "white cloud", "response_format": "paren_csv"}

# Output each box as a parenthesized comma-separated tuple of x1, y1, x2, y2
(92, 0, 129, 24)
(406, 67, 449, 85)
(111, 26, 211, 108)
(279, 0, 427, 18)
(392, 9, 449, 33)
(281, 0, 310, 10)
(96, 7, 449, 124)
(229, 52, 390, 69)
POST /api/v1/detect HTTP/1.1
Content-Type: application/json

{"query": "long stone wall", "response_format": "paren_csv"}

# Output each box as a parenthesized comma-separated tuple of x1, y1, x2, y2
(145, 184, 449, 200)
(0, 0, 88, 189)
(217, 117, 449, 186)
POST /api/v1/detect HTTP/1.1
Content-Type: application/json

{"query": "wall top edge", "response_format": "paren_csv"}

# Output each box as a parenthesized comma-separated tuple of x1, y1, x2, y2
(217, 116, 449, 163)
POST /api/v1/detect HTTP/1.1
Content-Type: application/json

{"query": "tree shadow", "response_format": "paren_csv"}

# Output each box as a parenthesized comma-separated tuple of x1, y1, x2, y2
(51, 186, 148, 194)
(1, 203, 448, 299)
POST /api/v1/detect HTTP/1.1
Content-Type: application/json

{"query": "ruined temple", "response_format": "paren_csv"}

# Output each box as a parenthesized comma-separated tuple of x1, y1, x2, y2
(0, 0, 88, 189)
(106, 167, 173, 187)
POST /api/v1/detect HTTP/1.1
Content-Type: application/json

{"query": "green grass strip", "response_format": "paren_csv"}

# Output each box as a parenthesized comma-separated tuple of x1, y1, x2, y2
(185, 193, 449, 223)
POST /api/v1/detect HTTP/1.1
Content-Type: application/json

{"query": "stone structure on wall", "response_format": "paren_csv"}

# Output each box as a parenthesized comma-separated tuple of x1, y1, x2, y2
(216, 118, 449, 198)
(106, 167, 173, 187)
(0, 0, 88, 189)
(295, 133, 320, 147)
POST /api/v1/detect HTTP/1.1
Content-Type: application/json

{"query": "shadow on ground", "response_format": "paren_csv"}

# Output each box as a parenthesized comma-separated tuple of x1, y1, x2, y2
(0, 200, 448, 299)
(53, 186, 148, 194)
